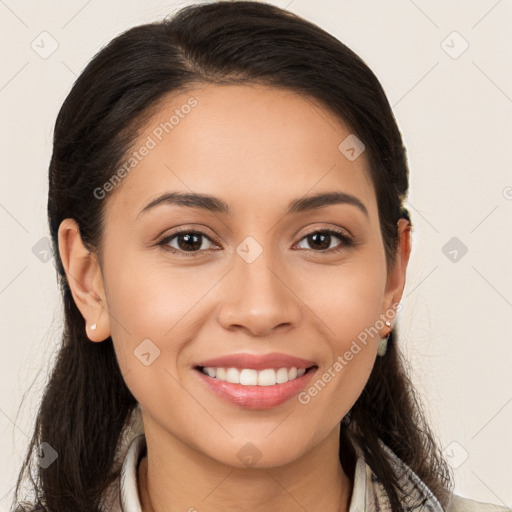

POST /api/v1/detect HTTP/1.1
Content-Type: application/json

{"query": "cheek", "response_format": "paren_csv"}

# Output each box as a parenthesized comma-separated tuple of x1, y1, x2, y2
(292, 255, 386, 425)
(105, 264, 202, 427)
(106, 267, 192, 368)
(298, 253, 386, 344)
(104, 251, 223, 394)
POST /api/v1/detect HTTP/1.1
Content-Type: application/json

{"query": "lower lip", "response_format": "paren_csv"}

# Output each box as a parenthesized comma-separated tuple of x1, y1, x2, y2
(194, 367, 318, 410)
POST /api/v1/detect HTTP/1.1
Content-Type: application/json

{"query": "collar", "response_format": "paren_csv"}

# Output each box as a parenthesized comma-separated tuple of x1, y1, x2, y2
(113, 429, 445, 512)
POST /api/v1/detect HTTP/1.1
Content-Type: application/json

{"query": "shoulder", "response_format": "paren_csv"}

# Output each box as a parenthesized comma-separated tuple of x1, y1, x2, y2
(369, 435, 511, 512)
(446, 494, 512, 512)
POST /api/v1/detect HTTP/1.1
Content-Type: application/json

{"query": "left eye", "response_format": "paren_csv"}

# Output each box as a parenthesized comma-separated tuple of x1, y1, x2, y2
(158, 228, 352, 256)
(295, 229, 351, 252)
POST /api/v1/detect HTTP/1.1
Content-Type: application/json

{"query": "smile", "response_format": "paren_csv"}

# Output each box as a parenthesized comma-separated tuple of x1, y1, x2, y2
(199, 366, 309, 386)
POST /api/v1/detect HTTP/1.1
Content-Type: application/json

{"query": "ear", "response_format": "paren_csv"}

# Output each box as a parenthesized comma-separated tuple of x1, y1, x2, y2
(381, 218, 412, 328)
(57, 218, 111, 342)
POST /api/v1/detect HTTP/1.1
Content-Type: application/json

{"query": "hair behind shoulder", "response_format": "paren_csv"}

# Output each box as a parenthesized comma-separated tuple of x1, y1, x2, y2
(12, 2, 453, 511)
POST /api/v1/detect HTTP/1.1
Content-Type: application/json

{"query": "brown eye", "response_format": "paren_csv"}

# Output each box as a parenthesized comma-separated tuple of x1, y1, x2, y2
(295, 228, 352, 252)
(158, 230, 218, 256)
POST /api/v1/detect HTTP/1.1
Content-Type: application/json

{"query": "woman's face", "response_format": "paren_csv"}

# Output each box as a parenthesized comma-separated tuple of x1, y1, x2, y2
(73, 83, 409, 468)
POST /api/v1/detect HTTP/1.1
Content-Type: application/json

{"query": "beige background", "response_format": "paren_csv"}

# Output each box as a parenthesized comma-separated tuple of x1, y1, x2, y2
(1, 0, 511, 508)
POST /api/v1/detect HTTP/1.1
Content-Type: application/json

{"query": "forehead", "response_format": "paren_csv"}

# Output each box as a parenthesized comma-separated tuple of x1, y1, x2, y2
(105, 83, 377, 223)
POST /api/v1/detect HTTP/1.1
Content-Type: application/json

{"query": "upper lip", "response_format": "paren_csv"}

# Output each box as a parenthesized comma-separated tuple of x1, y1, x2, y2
(195, 352, 317, 371)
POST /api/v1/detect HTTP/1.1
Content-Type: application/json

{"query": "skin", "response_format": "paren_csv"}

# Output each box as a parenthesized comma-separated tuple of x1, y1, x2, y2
(58, 83, 411, 512)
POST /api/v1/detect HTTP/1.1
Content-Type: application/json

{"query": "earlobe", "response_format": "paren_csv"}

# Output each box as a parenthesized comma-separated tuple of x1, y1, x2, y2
(57, 218, 110, 342)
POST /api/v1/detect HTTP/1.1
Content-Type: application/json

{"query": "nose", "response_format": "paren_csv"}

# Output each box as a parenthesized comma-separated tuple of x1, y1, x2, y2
(216, 250, 302, 337)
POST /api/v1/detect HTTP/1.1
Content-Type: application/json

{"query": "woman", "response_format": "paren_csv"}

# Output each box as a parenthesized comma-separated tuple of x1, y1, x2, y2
(12, 2, 510, 511)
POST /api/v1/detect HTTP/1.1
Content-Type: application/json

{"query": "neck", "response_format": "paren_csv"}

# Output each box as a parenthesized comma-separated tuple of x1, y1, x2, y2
(137, 422, 354, 512)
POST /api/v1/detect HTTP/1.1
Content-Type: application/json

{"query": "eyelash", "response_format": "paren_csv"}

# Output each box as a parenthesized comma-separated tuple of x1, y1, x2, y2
(156, 227, 353, 257)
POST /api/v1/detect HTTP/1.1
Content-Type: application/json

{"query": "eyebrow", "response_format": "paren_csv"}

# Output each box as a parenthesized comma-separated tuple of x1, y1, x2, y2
(137, 191, 369, 219)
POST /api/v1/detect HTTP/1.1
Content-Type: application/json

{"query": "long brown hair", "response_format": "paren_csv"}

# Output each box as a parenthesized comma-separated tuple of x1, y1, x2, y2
(13, 2, 453, 510)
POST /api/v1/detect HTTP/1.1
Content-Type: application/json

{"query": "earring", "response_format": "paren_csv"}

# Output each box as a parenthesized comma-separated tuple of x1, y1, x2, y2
(89, 310, 101, 333)
(377, 336, 388, 356)
(377, 321, 392, 357)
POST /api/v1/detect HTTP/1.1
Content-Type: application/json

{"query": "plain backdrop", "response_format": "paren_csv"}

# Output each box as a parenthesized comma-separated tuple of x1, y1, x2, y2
(1, 0, 511, 508)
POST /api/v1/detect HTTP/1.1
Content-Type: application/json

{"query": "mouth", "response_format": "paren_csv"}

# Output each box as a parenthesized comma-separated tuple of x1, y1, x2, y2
(192, 353, 319, 409)
(195, 365, 317, 386)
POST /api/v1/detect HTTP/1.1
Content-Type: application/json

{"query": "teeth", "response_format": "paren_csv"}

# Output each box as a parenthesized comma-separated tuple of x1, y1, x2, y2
(258, 369, 276, 386)
(240, 369, 258, 385)
(276, 367, 289, 383)
(200, 366, 308, 386)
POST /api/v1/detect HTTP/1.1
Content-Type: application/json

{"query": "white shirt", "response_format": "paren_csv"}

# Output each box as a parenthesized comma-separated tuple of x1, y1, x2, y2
(101, 409, 511, 512)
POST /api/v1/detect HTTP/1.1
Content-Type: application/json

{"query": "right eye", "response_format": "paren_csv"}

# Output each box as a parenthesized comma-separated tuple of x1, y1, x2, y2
(157, 229, 220, 256)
